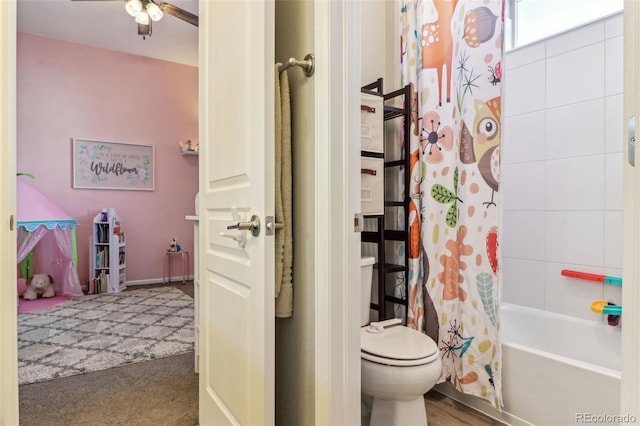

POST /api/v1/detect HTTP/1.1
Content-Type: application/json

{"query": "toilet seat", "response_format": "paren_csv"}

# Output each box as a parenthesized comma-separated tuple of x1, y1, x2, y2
(361, 325, 439, 367)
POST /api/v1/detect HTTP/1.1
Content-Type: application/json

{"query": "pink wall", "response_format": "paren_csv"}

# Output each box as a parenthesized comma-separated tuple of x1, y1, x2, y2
(17, 32, 198, 286)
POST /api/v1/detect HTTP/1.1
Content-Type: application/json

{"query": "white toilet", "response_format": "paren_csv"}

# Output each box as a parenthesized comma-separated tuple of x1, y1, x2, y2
(360, 257, 441, 426)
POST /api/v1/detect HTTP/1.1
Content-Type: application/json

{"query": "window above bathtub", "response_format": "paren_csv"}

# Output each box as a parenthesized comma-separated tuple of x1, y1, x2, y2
(505, 0, 623, 50)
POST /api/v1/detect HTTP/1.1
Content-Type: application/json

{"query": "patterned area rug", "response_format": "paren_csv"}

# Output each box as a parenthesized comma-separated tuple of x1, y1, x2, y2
(18, 286, 194, 385)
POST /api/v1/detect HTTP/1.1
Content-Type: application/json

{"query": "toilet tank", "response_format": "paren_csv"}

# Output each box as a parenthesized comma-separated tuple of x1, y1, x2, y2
(361, 257, 376, 327)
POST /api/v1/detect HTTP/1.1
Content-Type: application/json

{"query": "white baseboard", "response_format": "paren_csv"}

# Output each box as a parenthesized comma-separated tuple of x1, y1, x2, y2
(125, 276, 195, 286)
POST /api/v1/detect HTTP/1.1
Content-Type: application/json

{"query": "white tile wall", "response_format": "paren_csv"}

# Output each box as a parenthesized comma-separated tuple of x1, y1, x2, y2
(502, 13, 623, 322)
(604, 153, 623, 209)
(502, 211, 545, 261)
(545, 99, 604, 159)
(506, 41, 545, 69)
(501, 110, 546, 164)
(504, 60, 546, 116)
(544, 211, 604, 265)
(605, 94, 624, 153)
(546, 43, 605, 108)
(605, 36, 623, 96)
(545, 21, 604, 58)
(501, 162, 545, 211)
(545, 156, 604, 211)
(501, 258, 545, 308)
(605, 14, 624, 39)
(604, 211, 623, 269)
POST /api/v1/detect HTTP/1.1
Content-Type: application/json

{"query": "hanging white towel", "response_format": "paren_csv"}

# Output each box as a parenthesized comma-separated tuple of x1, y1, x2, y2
(275, 64, 293, 318)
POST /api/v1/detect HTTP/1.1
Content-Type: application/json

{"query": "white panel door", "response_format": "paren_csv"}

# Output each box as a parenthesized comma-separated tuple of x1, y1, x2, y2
(0, 0, 18, 424)
(198, 0, 275, 425)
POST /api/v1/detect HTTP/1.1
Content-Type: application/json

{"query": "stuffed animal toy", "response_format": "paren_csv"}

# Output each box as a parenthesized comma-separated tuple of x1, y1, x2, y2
(23, 274, 55, 300)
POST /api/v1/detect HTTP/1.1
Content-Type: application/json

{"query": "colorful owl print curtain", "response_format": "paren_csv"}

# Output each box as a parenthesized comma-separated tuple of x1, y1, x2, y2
(400, 0, 504, 408)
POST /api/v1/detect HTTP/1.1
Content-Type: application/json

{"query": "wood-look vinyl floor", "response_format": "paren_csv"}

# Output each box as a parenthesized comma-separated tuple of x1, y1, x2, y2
(425, 390, 504, 426)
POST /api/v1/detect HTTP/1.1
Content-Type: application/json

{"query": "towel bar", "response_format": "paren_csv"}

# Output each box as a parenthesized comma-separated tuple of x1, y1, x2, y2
(278, 53, 315, 77)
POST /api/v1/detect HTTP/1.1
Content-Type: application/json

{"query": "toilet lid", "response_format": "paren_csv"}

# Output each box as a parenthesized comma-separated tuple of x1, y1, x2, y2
(361, 325, 438, 365)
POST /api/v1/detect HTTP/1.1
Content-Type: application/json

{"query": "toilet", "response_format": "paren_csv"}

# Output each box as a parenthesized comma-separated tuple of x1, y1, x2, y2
(360, 257, 441, 426)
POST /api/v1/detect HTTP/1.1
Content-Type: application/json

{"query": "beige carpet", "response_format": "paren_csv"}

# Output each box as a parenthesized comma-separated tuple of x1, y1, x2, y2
(19, 352, 198, 426)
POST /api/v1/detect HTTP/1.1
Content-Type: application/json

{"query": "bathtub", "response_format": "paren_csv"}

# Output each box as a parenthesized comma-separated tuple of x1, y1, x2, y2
(435, 303, 621, 425)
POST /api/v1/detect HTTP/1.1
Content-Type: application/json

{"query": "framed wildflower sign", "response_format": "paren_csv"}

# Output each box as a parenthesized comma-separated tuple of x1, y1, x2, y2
(72, 138, 155, 191)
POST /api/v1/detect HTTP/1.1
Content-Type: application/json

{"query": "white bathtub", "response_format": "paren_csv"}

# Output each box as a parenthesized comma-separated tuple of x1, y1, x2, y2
(435, 303, 621, 425)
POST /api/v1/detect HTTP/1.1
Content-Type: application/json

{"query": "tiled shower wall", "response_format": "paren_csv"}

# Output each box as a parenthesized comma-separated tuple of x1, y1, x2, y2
(501, 12, 623, 321)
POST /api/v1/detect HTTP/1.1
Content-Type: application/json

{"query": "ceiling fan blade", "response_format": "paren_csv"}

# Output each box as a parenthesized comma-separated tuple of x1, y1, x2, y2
(158, 2, 198, 27)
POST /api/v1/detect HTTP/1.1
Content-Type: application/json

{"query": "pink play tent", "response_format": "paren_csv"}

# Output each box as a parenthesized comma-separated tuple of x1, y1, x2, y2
(17, 178, 83, 296)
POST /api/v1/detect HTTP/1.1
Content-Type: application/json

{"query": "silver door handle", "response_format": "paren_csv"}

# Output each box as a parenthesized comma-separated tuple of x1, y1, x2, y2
(227, 214, 261, 237)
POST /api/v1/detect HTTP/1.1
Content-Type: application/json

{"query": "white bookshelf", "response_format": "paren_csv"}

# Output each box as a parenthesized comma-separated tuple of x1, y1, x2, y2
(89, 209, 126, 293)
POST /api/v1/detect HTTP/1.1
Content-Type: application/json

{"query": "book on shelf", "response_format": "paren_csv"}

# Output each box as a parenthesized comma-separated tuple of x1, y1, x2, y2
(95, 247, 109, 268)
(96, 223, 110, 244)
(90, 271, 109, 294)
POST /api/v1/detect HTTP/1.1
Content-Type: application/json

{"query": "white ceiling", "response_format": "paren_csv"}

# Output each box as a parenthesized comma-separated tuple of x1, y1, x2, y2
(17, 0, 199, 67)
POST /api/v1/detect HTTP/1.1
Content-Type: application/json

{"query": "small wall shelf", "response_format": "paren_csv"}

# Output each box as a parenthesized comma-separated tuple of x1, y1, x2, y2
(179, 140, 198, 155)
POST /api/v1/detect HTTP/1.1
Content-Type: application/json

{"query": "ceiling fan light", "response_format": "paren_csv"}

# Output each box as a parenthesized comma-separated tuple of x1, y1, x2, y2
(125, 0, 143, 17)
(146, 3, 163, 22)
(135, 10, 150, 25)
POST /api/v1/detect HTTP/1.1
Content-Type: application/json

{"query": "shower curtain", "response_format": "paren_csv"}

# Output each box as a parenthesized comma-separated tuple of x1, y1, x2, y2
(401, 0, 504, 408)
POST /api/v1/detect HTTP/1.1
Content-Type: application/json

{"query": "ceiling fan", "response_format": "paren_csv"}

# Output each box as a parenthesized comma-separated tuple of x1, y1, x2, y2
(71, 0, 198, 39)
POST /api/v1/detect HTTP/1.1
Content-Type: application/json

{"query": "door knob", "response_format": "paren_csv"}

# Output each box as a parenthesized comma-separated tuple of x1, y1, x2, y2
(227, 214, 261, 237)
